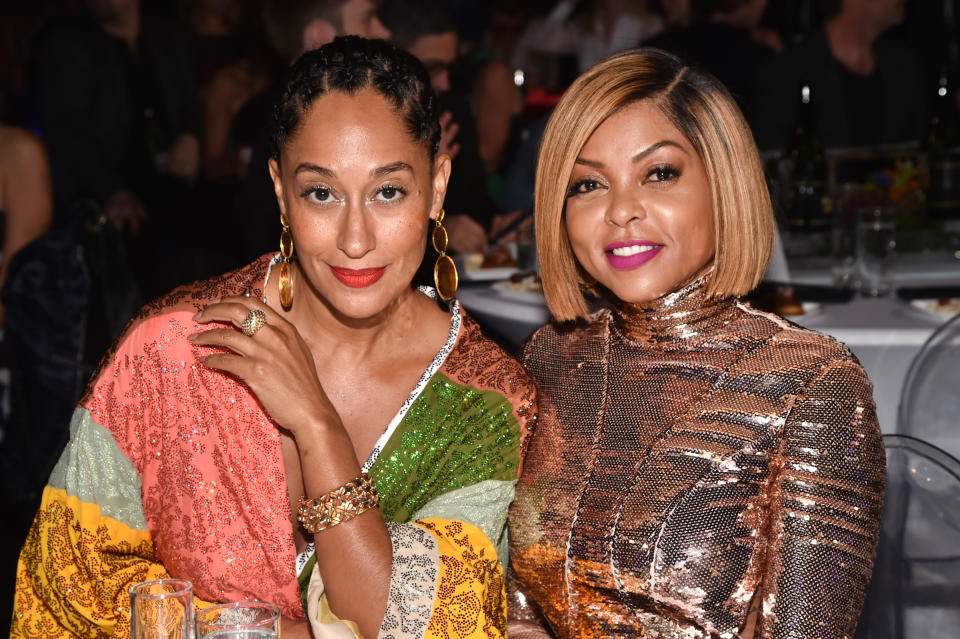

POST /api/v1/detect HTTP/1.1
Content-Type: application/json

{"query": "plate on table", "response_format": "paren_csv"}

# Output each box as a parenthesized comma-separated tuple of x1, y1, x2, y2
(906, 298, 960, 321)
(491, 277, 545, 304)
(461, 266, 519, 281)
(456, 254, 519, 281)
(781, 301, 822, 319)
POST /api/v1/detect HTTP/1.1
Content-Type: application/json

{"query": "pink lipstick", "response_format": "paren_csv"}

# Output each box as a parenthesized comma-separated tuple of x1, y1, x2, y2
(329, 266, 386, 288)
(604, 241, 663, 270)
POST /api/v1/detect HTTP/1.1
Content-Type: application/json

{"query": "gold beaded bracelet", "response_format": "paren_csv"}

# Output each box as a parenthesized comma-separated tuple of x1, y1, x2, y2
(297, 472, 380, 533)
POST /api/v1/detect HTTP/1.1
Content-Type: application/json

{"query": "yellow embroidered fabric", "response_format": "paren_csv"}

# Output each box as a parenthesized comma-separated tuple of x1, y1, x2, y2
(13, 488, 167, 638)
(418, 518, 507, 639)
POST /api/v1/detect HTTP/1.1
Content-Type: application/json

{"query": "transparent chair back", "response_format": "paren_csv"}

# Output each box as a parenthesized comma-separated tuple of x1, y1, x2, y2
(898, 312, 960, 459)
(856, 434, 960, 639)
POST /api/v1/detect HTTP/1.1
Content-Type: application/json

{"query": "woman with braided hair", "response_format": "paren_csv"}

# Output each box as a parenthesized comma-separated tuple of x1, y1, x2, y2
(13, 37, 534, 639)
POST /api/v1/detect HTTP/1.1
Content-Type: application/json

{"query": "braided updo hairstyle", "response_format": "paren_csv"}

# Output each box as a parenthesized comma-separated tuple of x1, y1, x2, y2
(270, 36, 441, 165)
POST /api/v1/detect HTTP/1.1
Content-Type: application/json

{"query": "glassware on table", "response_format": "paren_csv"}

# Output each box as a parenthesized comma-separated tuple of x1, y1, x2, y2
(514, 222, 537, 273)
(830, 183, 858, 288)
(855, 205, 897, 297)
(195, 602, 281, 639)
(130, 579, 194, 639)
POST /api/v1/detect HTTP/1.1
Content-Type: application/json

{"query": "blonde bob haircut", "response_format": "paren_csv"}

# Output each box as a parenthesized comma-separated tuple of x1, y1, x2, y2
(536, 48, 774, 321)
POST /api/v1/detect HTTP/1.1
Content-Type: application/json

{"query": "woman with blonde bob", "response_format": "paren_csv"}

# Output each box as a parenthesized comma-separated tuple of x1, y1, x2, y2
(508, 48, 884, 639)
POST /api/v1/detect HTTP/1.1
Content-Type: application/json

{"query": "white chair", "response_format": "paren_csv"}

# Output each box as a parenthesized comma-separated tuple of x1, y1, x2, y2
(855, 434, 960, 639)
(898, 312, 960, 458)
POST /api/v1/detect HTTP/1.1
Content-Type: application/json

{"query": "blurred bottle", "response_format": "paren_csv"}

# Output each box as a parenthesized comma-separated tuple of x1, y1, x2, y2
(925, 39, 960, 221)
(785, 82, 831, 233)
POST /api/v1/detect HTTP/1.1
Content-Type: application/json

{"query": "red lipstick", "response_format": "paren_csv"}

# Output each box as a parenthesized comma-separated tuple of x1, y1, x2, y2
(604, 241, 663, 270)
(329, 266, 386, 288)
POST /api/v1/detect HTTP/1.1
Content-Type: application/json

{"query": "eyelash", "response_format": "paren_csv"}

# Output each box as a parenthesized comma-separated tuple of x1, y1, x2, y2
(567, 178, 604, 197)
(647, 164, 681, 182)
(299, 184, 408, 204)
(375, 184, 407, 201)
(565, 163, 682, 197)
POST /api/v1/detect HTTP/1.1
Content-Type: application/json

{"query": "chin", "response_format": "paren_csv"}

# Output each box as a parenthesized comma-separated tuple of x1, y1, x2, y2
(326, 282, 413, 320)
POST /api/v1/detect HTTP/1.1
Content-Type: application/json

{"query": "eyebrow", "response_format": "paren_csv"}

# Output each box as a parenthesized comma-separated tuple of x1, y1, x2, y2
(294, 161, 415, 178)
(574, 140, 686, 169)
(371, 161, 414, 178)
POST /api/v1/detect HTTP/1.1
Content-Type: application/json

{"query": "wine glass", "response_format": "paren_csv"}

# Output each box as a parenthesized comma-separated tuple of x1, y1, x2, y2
(195, 602, 281, 639)
(129, 579, 194, 639)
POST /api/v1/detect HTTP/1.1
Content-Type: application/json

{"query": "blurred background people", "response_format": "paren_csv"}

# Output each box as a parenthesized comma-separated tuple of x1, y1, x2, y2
(32, 0, 206, 299)
(512, 0, 665, 77)
(644, 0, 776, 115)
(381, 0, 509, 254)
(752, 0, 925, 150)
(181, 0, 275, 180)
(0, 125, 52, 326)
(231, 0, 391, 264)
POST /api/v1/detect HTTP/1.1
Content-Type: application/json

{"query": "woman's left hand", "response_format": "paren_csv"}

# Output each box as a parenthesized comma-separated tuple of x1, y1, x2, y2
(190, 296, 342, 436)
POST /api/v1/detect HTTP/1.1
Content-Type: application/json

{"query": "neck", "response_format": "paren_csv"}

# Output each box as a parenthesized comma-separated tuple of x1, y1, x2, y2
(825, 11, 883, 75)
(611, 273, 738, 345)
(101, 3, 140, 50)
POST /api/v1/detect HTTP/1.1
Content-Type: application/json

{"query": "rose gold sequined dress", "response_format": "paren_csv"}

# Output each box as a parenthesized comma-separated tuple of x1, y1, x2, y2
(509, 278, 885, 638)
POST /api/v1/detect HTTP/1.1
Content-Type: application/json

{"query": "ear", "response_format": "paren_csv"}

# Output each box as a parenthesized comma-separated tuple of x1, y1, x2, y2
(302, 18, 337, 54)
(428, 154, 452, 221)
(268, 157, 286, 215)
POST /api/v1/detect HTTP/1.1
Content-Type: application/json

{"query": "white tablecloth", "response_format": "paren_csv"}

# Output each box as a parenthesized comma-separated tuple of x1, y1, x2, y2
(458, 285, 950, 433)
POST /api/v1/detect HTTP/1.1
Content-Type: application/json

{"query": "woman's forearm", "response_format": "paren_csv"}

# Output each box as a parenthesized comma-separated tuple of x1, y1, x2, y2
(296, 421, 393, 638)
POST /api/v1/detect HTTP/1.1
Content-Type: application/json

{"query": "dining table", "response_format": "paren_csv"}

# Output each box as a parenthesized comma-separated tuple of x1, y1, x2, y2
(457, 255, 960, 435)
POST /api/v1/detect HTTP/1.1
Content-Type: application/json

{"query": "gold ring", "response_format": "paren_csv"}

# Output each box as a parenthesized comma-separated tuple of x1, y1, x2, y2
(240, 308, 268, 337)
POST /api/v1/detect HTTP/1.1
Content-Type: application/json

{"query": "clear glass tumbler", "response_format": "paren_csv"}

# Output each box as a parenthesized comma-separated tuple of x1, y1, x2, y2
(855, 205, 897, 297)
(129, 579, 194, 639)
(195, 602, 281, 639)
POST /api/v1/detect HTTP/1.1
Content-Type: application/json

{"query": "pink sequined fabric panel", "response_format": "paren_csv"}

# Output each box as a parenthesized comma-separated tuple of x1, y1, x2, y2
(84, 258, 303, 618)
(509, 279, 885, 638)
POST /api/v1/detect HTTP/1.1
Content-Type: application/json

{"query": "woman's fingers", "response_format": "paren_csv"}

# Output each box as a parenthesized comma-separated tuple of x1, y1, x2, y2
(200, 352, 253, 379)
(190, 326, 271, 355)
(194, 300, 259, 328)
(196, 296, 293, 335)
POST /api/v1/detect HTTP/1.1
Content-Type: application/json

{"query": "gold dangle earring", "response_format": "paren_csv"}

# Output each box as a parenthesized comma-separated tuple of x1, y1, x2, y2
(432, 208, 458, 301)
(278, 211, 295, 310)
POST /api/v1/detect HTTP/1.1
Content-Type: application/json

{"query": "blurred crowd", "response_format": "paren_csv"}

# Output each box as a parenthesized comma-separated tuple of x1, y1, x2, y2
(0, 0, 956, 602)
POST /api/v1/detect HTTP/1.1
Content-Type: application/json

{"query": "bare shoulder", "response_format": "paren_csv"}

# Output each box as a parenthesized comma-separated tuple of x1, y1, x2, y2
(0, 126, 48, 172)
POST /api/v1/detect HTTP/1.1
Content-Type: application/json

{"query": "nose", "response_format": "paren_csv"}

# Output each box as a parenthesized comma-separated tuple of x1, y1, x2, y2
(337, 201, 376, 259)
(605, 188, 646, 227)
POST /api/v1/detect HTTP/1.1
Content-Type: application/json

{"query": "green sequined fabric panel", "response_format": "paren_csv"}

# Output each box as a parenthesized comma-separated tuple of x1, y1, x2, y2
(370, 371, 521, 522)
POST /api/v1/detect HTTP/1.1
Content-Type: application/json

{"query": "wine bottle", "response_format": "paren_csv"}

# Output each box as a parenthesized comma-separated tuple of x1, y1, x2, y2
(925, 40, 960, 221)
(785, 82, 831, 232)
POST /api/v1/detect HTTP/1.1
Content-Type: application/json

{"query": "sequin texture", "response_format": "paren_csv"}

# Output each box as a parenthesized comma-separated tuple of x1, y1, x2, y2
(509, 277, 885, 638)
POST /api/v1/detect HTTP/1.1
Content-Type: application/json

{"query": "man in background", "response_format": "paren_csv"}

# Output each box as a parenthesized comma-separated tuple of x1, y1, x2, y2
(32, 0, 203, 297)
(751, 0, 924, 150)
(380, 0, 504, 254)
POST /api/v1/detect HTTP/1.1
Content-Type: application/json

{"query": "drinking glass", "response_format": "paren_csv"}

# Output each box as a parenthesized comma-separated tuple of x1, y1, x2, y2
(129, 579, 194, 639)
(515, 223, 537, 273)
(855, 205, 896, 297)
(830, 184, 858, 288)
(195, 602, 281, 639)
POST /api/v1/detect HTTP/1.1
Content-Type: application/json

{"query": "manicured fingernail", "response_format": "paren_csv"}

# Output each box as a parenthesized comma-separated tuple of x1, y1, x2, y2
(187, 333, 197, 342)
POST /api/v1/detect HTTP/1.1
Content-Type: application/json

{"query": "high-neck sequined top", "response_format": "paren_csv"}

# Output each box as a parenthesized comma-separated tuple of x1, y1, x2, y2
(509, 277, 885, 639)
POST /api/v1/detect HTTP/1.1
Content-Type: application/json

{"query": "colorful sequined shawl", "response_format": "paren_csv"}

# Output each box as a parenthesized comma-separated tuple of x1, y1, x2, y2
(509, 278, 885, 639)
(12, 255, 536, 638)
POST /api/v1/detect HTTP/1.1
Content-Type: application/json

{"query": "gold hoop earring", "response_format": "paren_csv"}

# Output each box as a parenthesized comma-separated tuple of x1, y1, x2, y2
(432, 208, 458, 301)
(278, 211, 295, 310)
